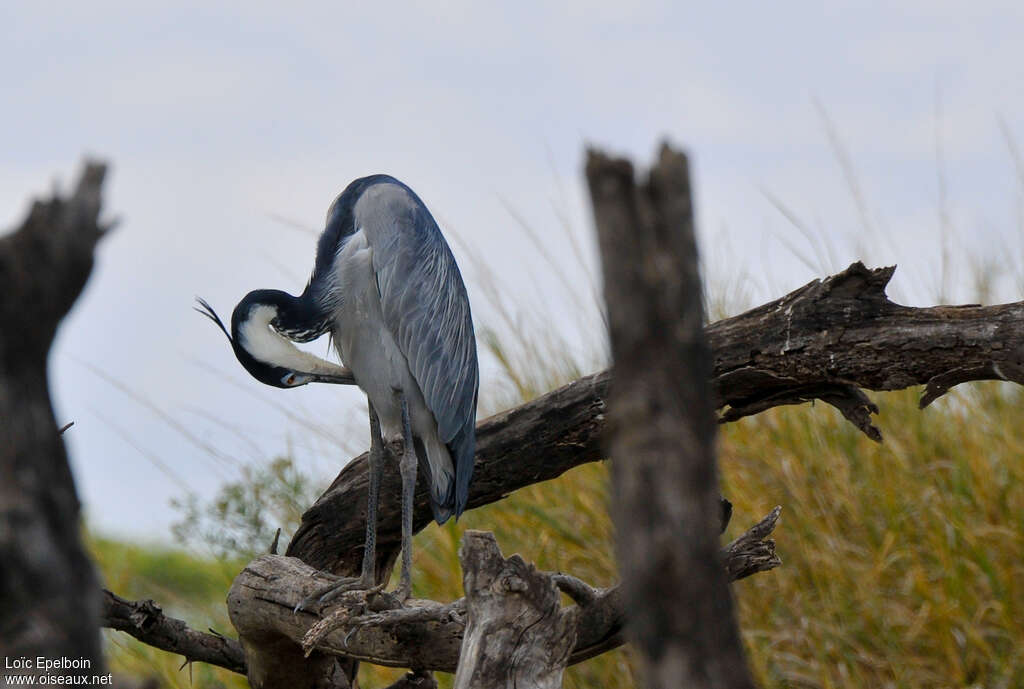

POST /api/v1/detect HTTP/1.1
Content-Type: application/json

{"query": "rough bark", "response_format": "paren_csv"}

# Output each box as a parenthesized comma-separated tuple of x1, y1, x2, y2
(0, 162, 110, 678)
(722, 507, 783, 582)
(226, 558, 353, 688)
(589, 143, 756, 688)
(101, 590, 246, 674)
(452, 531, 577, 689)
(286, 268, 1024, 581)
(710, 264, 1024, 435)
(220, 509, 778, 676)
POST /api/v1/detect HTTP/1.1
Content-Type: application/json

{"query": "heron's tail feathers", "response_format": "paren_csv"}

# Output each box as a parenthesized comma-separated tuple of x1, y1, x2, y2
(450, 430, 474, 521)
(414, 435, 457, 525)
(430, 497, 454, 525)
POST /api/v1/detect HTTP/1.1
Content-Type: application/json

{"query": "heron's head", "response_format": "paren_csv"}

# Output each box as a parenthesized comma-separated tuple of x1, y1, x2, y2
(195, 291, 354, 389)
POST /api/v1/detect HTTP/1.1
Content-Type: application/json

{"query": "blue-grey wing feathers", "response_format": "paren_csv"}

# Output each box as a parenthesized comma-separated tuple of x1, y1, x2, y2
(351, 179, 479, 520)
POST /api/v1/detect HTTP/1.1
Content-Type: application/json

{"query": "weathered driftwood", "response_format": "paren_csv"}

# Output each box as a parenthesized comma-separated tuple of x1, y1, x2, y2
(225, 555, 355, 688)
(453, 531, 577, 689)
(219, 508, 778, 678)
(286, 265, 1024, 580)
(0, 162, 111, 676)
(589, 143, 756, 689)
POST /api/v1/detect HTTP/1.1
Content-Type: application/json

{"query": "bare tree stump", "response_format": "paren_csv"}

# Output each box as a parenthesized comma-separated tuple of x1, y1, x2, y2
(453, 531, 577, 689)
(589, 143, 757, 689)
(0, 162, 110, 678)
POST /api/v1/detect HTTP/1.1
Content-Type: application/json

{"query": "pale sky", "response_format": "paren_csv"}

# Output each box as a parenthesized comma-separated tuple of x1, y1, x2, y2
(2, 1, 1022, 540)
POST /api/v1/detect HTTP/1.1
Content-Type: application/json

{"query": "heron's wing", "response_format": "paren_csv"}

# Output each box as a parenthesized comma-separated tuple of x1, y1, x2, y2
(358, 182, 479, 515)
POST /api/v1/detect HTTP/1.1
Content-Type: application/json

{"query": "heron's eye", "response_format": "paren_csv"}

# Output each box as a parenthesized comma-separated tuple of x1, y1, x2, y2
(283, 373, 297, 386)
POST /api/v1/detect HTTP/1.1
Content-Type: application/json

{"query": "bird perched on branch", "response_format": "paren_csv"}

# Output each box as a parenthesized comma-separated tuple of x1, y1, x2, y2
(197, 175, 479, 604)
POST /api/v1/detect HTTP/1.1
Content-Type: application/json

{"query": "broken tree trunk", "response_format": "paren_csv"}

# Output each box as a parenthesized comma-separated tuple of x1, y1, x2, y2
(453, 531, 576, 689)
(589, 143, 756, 688)
(0, 162, 110, 678)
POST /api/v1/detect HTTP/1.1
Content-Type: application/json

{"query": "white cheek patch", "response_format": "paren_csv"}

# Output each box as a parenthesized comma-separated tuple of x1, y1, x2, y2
(239, 305, 349, 377)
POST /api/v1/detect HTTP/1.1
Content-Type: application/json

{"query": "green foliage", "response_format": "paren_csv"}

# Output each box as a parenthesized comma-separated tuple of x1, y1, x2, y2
(170, 456, 319, 560)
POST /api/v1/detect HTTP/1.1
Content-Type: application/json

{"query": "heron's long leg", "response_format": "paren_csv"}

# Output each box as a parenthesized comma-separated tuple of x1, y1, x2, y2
(293, 405, 386, 612)
(359, 403, 385, 587)
(396, 393, 417, 601)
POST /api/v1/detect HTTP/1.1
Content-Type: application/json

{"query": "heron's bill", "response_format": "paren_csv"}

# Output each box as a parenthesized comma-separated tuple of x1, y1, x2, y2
(308, 370, 357, 385)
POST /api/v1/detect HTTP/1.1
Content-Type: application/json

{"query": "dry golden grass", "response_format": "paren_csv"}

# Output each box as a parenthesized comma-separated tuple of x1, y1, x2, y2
(361, 384, 1024, 688)
(727, 386, 1024, 689)
(95, 358, 1024, 689)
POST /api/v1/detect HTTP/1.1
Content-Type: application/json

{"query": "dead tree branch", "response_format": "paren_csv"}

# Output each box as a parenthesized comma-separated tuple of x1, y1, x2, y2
(710, 264, 1024, 431)
(723, 507, 784, 581)
(223, 509, 778, 676)
(1, 161, 112, 676)
(101, 590, 246, 674)
(589, 143, 756, 688)
(287, 267, 1024, 581)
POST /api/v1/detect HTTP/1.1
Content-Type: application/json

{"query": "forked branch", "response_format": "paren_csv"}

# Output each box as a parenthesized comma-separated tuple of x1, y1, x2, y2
(217, 508, 780, 678)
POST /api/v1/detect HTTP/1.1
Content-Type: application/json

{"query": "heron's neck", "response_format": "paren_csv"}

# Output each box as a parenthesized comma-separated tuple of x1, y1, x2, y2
(272, 289, 331, 342)
(234, 291, 344, 376)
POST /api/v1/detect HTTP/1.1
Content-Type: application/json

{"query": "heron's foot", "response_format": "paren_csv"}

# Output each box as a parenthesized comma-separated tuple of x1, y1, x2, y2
(390, 580, 412, 605)
(299, 588, 406, 656)
(293, 574, 385, 614)
(302, 597, 446, 656)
